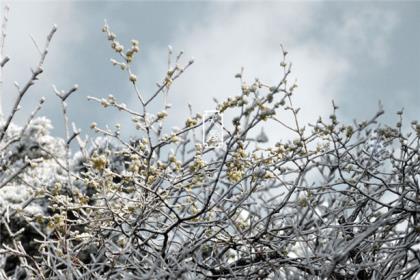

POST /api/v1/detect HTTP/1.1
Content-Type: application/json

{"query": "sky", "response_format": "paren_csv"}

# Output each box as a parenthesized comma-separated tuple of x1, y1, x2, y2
(0, 1, 419, 142)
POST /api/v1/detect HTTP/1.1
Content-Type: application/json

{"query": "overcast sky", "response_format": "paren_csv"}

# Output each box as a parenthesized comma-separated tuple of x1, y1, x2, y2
(1, 1, 419, 141)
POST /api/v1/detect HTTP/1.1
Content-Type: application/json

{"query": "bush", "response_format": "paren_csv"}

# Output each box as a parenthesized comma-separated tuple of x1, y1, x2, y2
(1, 9, 419, 280)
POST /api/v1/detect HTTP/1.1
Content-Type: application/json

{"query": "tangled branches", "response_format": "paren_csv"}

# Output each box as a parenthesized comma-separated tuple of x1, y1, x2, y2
(0, 17, 419, 280)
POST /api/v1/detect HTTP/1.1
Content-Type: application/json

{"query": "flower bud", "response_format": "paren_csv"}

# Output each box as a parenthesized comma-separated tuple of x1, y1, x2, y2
(129, 74, 137, 82)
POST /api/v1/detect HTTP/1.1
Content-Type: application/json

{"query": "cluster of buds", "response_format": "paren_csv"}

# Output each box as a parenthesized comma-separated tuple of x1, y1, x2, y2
(227, 168, 244, 183)
(91, 153, 108, 171)
(128, 154, 143, 173)
(131, 116, 143, 130)
(103, 24, 141, 85)
(156, 110, 168, 121)
(100, 98, 110, 108)
(344, 125, 354, 138)
(74, 190, 90, 205)
(217, 95, 248, 113)
(51, 182, 62, 196)
(185, 117, 199, 128)
(163, 66, 178, 89)
(168, 154, 182, 172)
(227, 144, 247, 183)
(329, 114, 338, 126)
(125, 39, 140, 63)
(258, 106, 276, 121)
(112, 41, 124, 53)
(268, 142, 286, 158)
(297, 196, 309, 208)
(46, 213, 67, 233)
(189, 145, 206, 173)
(189, 155, 206, 174)
(241, 80, 262, 95)
(376, 127, 399, 140)
(102, 23, 123, 53)
(134, 137, 149, 152)
(161, 132, 181, 144)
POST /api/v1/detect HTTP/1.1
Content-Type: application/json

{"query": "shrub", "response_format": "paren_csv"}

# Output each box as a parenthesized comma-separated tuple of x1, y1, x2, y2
(1, 9, 419, 280)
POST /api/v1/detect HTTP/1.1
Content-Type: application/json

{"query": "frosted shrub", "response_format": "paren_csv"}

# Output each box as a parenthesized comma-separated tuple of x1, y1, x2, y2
(0, 10, 419, 280)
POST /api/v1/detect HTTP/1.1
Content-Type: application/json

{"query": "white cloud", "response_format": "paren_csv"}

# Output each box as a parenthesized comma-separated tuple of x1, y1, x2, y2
(1, 2, 398, 142)
(135, 3, 348, 142)
(319, 6, 398, 65)
(1, 2, 84, 121)
(131, 3, 398, 143)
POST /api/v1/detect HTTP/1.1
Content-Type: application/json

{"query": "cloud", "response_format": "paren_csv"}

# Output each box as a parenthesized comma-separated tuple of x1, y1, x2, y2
(1, 1, 85, 127)
(321, 6, 398, 64)
(126, 2, 399, 143)
(132, 3, 349, 142)
(1, 2, 401, 142)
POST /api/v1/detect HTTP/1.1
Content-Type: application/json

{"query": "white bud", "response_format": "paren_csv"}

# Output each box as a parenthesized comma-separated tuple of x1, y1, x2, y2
(129, 74, 137, 82)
